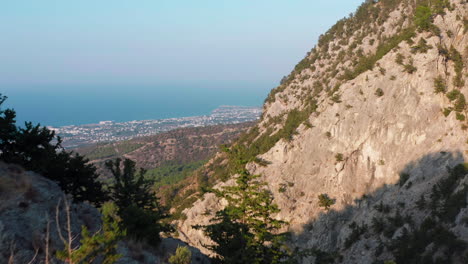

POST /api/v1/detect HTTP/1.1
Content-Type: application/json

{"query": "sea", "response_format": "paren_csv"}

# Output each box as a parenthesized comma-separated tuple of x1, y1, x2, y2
(2, 82, 272, 127)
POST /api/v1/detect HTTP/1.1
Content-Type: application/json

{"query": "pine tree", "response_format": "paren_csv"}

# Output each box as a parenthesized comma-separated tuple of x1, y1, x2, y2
(318, 193, 335, 211)
(106, 158, 171, 246)
(195, 168, 289, 264)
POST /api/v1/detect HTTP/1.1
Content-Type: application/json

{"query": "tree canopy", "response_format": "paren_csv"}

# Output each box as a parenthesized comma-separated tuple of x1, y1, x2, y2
(0, 94, 106, 205)
(195, 168, 289, 264)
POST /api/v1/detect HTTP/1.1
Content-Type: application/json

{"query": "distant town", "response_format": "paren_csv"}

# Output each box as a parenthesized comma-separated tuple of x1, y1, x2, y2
(50, 105, 262, 148)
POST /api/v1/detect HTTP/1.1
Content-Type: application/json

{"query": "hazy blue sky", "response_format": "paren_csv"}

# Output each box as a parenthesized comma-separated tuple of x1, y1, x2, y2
(1, 0, 363, 91)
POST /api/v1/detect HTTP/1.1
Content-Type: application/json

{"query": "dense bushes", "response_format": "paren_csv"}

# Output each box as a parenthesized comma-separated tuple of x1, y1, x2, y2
(0, 94, 106, 205)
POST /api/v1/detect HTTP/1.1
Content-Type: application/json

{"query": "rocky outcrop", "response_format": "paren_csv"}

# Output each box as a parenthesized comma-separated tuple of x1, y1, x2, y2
(177, 0, 468, 262)
(0, 162, 209, 264)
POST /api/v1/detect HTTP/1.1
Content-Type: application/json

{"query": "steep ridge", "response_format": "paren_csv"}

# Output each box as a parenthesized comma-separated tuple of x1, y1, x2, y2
(178, 0, 468, 262)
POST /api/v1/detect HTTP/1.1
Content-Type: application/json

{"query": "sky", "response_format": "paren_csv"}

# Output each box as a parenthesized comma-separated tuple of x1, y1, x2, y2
(0, 0, 364, 92)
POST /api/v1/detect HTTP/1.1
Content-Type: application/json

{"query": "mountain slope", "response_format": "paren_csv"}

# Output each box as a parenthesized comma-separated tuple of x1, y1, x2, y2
(0, 162, 210, 264)
(75, 122, 254, 178)
(177, 0, 468, 263)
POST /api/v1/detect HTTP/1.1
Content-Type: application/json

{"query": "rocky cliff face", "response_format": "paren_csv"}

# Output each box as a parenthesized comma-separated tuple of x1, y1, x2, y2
(0, 162, 209, 264)
(178, 0, 468, 262)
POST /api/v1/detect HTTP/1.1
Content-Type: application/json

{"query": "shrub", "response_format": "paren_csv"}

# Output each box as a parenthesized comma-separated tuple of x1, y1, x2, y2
(395, 53, 405, 65)
(456, 113, 465, 121)
(335, 153, 344, 162)
(318, 194, 335, 210)
(446, 90, 461, 101)
(375, 88, 384, 97)
(449, 46, 464, 87)
(442, 107, 452, 117)
(433, 76, 446, 94)
(169, 246, 192, 264)
(371, 217, 386, 234)
(416, 195, 426, 210)
(399, 173, 410, 187)
(414, 5, 433, 31)
(403, 59, 417, 73)
(454, 94, 466, 112)
(344, 222, 367, 249)
(411, 38, 432, 53)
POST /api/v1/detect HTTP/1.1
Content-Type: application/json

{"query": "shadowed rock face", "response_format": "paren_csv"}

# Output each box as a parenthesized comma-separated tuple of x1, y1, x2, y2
(0, 162, 210, 264)
(177, 0, 468, 262)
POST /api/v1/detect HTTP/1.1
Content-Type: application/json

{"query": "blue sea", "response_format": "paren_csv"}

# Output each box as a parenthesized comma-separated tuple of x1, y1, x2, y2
(3, 82, 272, 127)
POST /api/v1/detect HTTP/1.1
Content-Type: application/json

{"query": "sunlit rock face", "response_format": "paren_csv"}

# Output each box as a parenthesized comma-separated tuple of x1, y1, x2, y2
(178, 0, 468, 262)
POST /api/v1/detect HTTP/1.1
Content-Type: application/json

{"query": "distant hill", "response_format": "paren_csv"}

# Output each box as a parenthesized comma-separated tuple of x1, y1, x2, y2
(74, 122, 255, 180)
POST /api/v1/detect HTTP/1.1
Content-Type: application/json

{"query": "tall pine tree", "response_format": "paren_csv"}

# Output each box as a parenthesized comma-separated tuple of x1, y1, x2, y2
(106, 158, 172, 246)
(195, 168, 289, 264)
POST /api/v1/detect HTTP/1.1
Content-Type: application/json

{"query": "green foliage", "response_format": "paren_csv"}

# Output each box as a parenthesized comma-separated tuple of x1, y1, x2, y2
(375, 88, 384, 97)
(442, 107, 452, 117)
(214, 102, 318, 182)
(449, 46, 465, 88)
(84, 142, 144, 160)
(195, 169, 289, 264)
(433, 76, 446, 94)
(432, 0, 451, 15)
(344, 28, 415, 81)
(430, 163, 468, 223)
(56, 202, 124, 264)
(388, 217, 466, 263)
(169, 246, 192, 264)
(403, 59, 417, 74)
(414, 5, 432, 31)
(330, 93, 342, 103)
(278, 183, 287, 193)
(398, 173, 410, 187)
(335, 153, 344, 162)
(395, 53, 405, 65)
(145, 160, 205, 189)
(374, 201, 391, 214)
(456, 113, 465, 121)
(446, 90, 461, 101)
(318, 193, 335, 211)
(454, 94, 466, 112)
(411, 38, 432, 53)
(416, 195, 426, 210)
(344, 222, 367, 249)
(371, 216, 386, 234)
(0, 94, 106, 205)
(106, 158, 172, 246)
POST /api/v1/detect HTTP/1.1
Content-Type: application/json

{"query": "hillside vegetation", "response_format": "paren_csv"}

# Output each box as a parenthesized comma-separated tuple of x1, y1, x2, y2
(178, 0, 468, 263)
